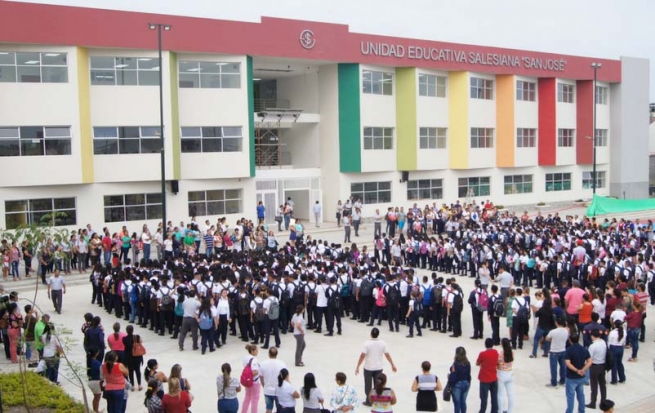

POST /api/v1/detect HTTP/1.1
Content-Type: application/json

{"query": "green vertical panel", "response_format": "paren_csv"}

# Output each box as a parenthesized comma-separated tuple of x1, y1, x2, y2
(396, 67, 417, 170)
(247, 56, 256, 177)
(338, 63, 361, 173)
(169, 52, 181, 180)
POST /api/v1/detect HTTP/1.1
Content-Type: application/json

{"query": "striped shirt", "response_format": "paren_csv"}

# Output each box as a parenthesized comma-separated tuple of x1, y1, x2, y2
(204, 234, 214, 250)
(416, 374, 437, 391)
(370, 388, 393, 413)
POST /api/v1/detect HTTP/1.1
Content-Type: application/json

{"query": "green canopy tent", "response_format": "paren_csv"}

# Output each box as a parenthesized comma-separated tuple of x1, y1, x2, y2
(586, 195, 655, 216)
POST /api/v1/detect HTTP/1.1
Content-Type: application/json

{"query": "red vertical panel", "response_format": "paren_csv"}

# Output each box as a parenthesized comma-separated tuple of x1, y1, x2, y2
(538, 78, 556, 166)
(576, 80, 594, 165)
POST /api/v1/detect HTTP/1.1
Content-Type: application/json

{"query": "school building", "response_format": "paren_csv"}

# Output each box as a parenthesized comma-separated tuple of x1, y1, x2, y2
(0, 2, 649, 230)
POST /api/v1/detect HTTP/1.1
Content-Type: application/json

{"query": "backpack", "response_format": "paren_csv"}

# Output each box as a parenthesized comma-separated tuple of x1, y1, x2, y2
(267, 297, 280, 320)
(421, 285, 432, 306)
(589, 265, 599, 281)
(328, 287, 342, 311)
(307, 285, 318, 307)
(516, 299, 531, 324)
(360, 277, 373, 297)
(254, 299, 266, 322)
(160, 288, 174, 310)
(199, 311, 213, 330)
(451, 292, 463, 314)
(292, 282, 305, 303)
(476, 289, 489, 312)
(130, 283, 140, 303)
(432, 285, 444, 306)
(385, 284, 400, 309)
(413, 299, 424, 313)
(340, 276, 352, 298)
(174, 301, 184, 317)
(132, 335, 146, 357)
(140, 284, 151, 305)
(240, 358, 255, 388)
(491, 296, 505, 318)
(280, 285, 291, 308)
(375, 287, 387, 307)
(238, 295, 251, 317)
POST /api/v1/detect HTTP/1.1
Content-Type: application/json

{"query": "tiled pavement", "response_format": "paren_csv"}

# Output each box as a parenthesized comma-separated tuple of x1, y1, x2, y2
(622, 395, 655, 413)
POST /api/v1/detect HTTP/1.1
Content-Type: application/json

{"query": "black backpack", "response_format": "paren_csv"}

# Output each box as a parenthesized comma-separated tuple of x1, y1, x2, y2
(292, 281, 305, 303)
(432, 285, 444, 306)
(160, 288, 174, 310)
(516, 299, 530, 324)
(490, 295, 505, 318)
(280, 285, 291, 307)
(451, 292, 464, 314)
(237, 295, 251, 317)
(360, 277, 373, 297)
(307, 284, 318, 307)
(385, 284, 400, 309)
(327, 286, 342, 311)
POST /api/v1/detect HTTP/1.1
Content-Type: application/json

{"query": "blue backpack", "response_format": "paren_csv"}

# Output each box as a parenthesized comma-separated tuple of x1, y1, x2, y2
(199, 311, 213, 330)
(421, 285, 432, 306)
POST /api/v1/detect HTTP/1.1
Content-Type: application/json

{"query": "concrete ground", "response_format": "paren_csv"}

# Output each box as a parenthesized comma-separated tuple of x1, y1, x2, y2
(3, 204, 655, 412)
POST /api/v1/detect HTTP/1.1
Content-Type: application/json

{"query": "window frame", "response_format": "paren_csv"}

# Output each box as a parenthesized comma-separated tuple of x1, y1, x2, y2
(90, 56, 160, 86)
(180, 126, 244, 153)
(557, 128, 575, 148)
(418, 73, 447, 98)
(458, 176, 491, 198)
(470, 127, 495, 149)
(545, 172, 572, 192)
(407, 179, 443, 201)
(93, 126, 162, 155)
(557, 83, 575, 103)
(0, 126, 72, 157)
(363, 127, 394, 150)
(504, 174, 533, 195)
(419, 127, 447, 149)
(595, 86, 609, 105)
(5, 197, 76, 229)
(362, 70, 394, 96)
(350, 181, 392, 204)
(594, 129, 608, 147)
(178, 61, 242, 89)
(187, 189, 244, 217)
(516, 80, 536, 102)
(516, 128, 537, 148)
(470, 77, 494, 100)
(0, 51, 68, 83)
(582, 171, 606, 189)
(103, 193, 162, 223)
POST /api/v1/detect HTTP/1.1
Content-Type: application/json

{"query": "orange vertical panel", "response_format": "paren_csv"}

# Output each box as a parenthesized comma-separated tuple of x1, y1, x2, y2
(496, 75, 515, 167)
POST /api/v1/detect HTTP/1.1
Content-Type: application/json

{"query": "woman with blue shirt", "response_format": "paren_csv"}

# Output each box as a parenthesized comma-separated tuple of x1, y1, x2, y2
(448, 347, 471, 413)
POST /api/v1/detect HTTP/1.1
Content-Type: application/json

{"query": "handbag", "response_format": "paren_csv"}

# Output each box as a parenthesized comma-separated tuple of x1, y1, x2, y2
(132, 335, 146, 357)
(442, 382, 452, 402)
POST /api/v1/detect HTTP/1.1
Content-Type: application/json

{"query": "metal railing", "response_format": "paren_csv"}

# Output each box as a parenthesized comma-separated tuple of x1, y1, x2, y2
(255, 143, 291, 167)
(254, 98, 290, 112)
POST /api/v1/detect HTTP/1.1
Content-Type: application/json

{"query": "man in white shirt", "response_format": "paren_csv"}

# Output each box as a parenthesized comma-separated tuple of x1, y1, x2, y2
(587, 330, 607, 409)
(313, 277, 329, 333)
(259, 347, 287, 413)
(313, 201, 322, 228)
(47, 269, 66, 314)
(373, 209, 382, 239)
(510, 288, 529, 349)
(546, 317, 569, 388)
(354, 327, 397, 407)
(178, 290, 200, 351)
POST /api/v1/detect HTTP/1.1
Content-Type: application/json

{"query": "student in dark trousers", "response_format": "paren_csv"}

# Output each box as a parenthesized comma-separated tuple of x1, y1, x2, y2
(488, 285, 502, 346)
(476, 338, 499, 413)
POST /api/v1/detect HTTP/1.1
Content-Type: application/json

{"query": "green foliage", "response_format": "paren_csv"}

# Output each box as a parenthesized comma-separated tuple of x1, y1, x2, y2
(0, 372, 85, 412)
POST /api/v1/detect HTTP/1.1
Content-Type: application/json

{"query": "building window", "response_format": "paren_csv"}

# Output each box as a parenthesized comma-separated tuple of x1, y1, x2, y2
(93, 126, 161, 155)
(582, 171, 606, 189)
(458, 177, 490, 198)
(516, 80, 536, 102)
(557, 83, 575, 103)
(594, 129, 608, 147)
(407, 179, 443, 200)
(595, 86, 608, 105)
(188, 189, 243, 216)
(351, 182, 391, 204)
(557, 129, 575, 147)
(419, 127, 447, 149)
(0, 126, 72, 157)
(362, 70, 393, 95)
(504, 175, 533, 194)
(516, 128, 537, 148)
(0, 52, 68, 83)
(90, 57, 160, 86)
(363, 127, 393, 150)
(104, 193, 162, 223)
(470, 128, 494, 148)
(181, 126, 243, 153)
(545, 173, 572, 192)
(178, 61, 241, 89)
(470, 77, 494, 100)
(418, 74, 446, 97)
(5, 197, 76, 229)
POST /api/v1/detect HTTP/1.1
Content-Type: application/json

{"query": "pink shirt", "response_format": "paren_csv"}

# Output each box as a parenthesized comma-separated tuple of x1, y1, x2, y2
(564, 287, 585, 315)
(107, 332, 127, 351)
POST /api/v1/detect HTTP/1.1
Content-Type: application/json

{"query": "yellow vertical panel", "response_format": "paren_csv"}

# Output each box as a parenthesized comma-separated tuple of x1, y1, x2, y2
(396, 67, 417, 170)
(496, 75, 515, 167)
(448, 71, 468, 169)
(77, 47, 93, 183)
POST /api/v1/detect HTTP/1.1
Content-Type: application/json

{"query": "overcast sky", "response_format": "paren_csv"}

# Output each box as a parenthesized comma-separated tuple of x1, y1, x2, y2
(13, 0, 655, 100)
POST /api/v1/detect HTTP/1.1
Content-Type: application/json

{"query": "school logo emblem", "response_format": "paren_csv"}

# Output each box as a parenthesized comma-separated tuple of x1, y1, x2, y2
(299, 29, 316, 50)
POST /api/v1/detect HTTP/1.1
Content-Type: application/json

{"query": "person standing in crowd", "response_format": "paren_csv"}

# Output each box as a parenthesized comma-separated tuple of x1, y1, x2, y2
(6, 303, 22, 364)
(468, 279, 486, 340)
(86, 316, 105, 363)
(291, 304, 306, 367)
(161, 377, 193, 413)
(497, 338, 514, 413)
(144, 378, 163, 413)
(406, 290, 422, 338)
(368, 372, 396, 412)
(23, 304, 38, 368)
(313, 201, 322, 228)
(300, 372, 324, 413)
(260, 347, 287, 413)
(86, 347, 103, 413)
(447, 346, 471, 413)
(343, 214, 351, 243)
(625, 301, 643, 362)
(275, 368, 300, 413)
(101, 351, 129, 413)
(107, 322, 126, 364)
(47, 268, 66, 314)
(242, 344, 261, 413)
(411, 361, 442, 412)
(488, 285, 502, 346)
(447, 282, 464, 338)
(607, 320, 626, 384)
(257, 201, 266, 226)
(178, 290, 200, 352)
(564, 334, 592, 413)
(532, 294, 555, 358)
(546, 317, 569, 388)
(216, 362, 241, 413)
(355, 327, 397, 407)
(329, 372, 358, 412)
(510, 287, 529, 349)
(586, 329, 607, 410)
(476, 338, 499, 413)
(122, 325, 143, 392)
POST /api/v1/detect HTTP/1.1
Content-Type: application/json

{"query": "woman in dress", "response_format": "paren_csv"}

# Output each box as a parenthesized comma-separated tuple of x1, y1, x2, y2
(329, 372, 358, 412)
(448, 347, 471, 413)
(368, 373, 396, 412)
(411, 361, 442, 412)
(300, 372, 324, 413)
(497, 338, 515, 413)
(216, 362, 241, 413)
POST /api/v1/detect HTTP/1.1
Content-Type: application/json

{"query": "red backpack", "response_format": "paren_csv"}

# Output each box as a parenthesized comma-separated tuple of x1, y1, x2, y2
(240, 358, 254, 388)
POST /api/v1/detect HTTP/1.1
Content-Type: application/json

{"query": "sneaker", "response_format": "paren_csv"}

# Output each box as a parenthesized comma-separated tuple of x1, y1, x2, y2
(545, 384, 558, 389)
(406, 334, 414, 338)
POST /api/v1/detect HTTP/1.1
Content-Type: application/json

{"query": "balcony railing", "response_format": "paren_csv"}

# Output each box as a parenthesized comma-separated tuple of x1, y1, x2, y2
(255, 143, 291, 168)
(254, 98, 290, 112)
